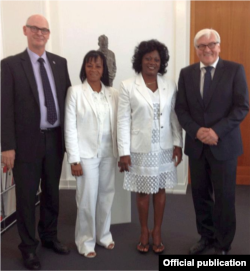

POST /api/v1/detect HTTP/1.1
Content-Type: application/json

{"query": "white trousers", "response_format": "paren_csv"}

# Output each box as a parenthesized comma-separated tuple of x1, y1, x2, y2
(75, 156, 116, 255)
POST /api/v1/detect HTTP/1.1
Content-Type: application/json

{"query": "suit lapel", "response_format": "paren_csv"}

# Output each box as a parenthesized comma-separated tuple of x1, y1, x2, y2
(192, 64, 204, 108)
(136, 73, 153, 108)
(104, 86, 114, 131)
(104, 86, 112, 113)
(82, 80, 98, 117)
(46, 52, 63, 111)
(158, 75, 168, 112)
(20, 50, 40, 106)
(204, 58, 225, 108)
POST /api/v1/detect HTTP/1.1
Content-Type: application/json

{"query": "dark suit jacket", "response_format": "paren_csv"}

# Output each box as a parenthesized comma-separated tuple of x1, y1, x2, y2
(175, 58, 249, 161)
(1, 49, 71, 162)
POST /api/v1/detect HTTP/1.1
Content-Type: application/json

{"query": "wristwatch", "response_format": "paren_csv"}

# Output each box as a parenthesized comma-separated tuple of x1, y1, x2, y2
(71, 162, 80, 166)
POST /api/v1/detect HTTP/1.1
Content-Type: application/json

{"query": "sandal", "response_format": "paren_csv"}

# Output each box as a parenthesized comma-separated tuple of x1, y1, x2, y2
(137, 242, 150, 253)
(84, 252, 97, 258)
(137, 230, 151, 253)
(152, 243, 165, 254)
(105, 242, 115, 250)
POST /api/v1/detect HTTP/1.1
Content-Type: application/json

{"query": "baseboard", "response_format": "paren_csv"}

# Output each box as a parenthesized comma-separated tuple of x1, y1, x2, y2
(60, 177, 189, 194)
(165, 173, 188, 194)
(166, 182, 188, 194)
(59, 179, 76, 190)
(59, 178, 188, 194)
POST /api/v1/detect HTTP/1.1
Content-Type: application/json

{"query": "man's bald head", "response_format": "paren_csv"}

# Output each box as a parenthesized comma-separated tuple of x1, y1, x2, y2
(23, 14, 50, 56)
(26, 14, 49, 29)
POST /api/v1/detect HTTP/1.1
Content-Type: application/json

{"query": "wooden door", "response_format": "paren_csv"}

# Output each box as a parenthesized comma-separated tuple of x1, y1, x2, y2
(190, 1, 250, 184)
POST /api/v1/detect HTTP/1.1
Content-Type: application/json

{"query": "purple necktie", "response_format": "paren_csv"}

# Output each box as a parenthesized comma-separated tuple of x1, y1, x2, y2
(38, 58, 57, 125)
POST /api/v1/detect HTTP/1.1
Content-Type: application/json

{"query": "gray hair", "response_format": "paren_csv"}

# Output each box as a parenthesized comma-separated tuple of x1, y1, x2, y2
(194, 29, 221, 47)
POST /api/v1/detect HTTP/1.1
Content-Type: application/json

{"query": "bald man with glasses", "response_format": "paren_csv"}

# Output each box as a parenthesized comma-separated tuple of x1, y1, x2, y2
(1, 14, 71, 270)
(175, 28, 249, 255)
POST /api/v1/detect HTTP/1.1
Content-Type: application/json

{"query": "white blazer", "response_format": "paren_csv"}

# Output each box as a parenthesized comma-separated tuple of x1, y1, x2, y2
(117, 73, 182, 157)
(65, 80, 118, 163)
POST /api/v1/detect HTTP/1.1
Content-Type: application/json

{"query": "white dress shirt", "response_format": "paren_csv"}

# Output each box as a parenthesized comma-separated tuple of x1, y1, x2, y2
(27, 48, 60, 128)
(91, 87, 113, 157)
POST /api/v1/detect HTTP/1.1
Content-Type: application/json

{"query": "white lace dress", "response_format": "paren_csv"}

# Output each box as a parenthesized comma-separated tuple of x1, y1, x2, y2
(123, 88, 177, 194)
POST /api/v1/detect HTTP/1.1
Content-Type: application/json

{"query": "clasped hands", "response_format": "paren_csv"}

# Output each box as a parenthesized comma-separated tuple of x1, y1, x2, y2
(196, 127, 218, 145)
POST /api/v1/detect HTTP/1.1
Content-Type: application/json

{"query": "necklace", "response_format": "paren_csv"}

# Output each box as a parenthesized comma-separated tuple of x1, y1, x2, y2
(146, 81, 156, 85)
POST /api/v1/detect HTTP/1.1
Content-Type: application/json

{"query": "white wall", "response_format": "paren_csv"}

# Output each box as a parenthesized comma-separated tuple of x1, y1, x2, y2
(50, 1, 175, 89)
(1, 0, 190, 224)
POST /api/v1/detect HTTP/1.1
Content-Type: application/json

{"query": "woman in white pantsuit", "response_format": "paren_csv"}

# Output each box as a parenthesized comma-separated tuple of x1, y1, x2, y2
(65, 51, 118, 258)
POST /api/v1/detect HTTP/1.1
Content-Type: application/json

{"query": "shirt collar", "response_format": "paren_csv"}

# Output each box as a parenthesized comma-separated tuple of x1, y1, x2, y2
(88, 82, 105, 96)
(94, 87, 104, 96)
(27, 47, 48, 64)
(200, 57, 219, 70)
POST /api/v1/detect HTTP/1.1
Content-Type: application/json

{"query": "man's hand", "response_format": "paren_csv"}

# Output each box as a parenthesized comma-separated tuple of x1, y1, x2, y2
(1, 150, 15, 169)
(118, 155, 131, 172)
(196, 128, 218, 145)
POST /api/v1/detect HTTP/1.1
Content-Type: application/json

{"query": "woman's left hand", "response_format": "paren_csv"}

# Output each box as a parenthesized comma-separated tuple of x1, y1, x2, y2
(172, 146, 182, 167)
(71, 163, 83, 176)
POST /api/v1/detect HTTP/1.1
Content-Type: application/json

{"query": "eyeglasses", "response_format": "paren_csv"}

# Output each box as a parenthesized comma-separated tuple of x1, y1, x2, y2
(26, 25, 50, 35)
(196, 42, 219, 50)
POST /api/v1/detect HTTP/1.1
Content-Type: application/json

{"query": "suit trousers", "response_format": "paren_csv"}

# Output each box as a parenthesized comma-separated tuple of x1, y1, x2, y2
(13, 127, 64, 254)
(189, 144, 237, 250)
(75, 156, 116, 256)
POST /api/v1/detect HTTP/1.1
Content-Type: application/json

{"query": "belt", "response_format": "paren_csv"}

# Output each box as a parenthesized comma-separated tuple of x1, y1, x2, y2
(40, 126, 60, 133)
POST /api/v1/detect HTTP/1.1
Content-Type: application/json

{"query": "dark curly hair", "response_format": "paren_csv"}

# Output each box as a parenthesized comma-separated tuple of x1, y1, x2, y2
(79, 50, 110, 86)
(132, 39, 169, 75)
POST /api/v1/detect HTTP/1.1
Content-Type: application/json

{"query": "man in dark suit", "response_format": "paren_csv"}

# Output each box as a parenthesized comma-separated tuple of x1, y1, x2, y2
(1, 14, 71, 270)
(175, 29, 249, 255)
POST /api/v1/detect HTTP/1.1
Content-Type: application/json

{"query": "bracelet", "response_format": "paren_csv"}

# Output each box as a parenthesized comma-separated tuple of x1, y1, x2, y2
(71, 162, 80, 166)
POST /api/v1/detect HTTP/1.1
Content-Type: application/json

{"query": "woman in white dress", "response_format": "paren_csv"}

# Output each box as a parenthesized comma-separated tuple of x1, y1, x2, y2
(65, 51, 118, 258)
(117, 40, 183, 254)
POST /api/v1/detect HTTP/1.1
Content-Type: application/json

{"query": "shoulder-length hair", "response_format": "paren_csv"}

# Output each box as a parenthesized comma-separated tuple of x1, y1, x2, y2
(79, 50, 110, 86)
(132, 39, 169, 75)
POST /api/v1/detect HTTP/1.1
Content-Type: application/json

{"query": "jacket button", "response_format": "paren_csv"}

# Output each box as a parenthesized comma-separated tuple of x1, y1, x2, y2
(161, 126, 163, 128)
